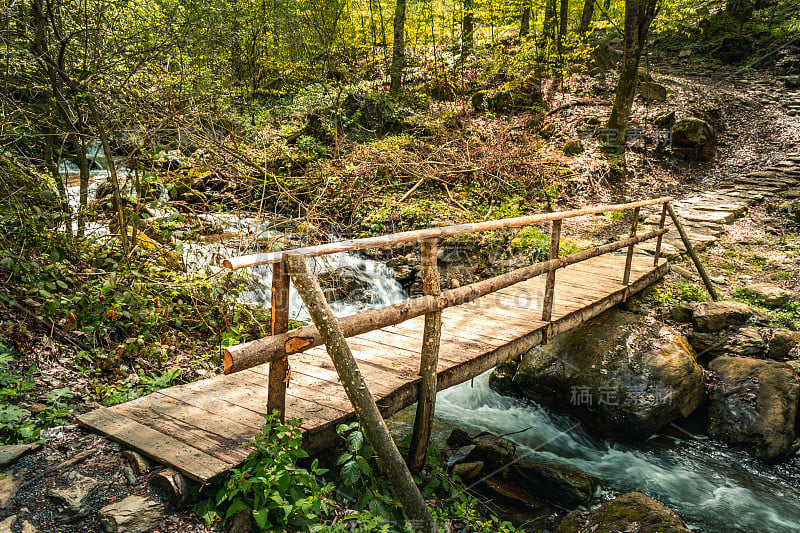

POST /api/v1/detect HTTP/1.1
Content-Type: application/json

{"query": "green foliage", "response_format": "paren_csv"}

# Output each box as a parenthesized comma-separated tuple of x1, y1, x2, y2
(647, 281, 710, 308)
(509, 226, 581, 262)
(196, 413, 332, 531)
(732, 291, 800, 330)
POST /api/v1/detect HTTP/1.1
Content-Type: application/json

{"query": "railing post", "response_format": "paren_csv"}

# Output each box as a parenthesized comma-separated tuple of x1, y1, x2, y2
(268, 258, 290, 422)
(622, 207, 640, 285)
(541, 219, 562, 322)
(408, 239, 442, 473)
(653, 203, 668, 266)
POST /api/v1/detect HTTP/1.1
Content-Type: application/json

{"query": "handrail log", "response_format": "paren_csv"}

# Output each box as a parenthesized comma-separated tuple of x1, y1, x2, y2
(223, 197, 673, 270)
(224, 226, 669, 374)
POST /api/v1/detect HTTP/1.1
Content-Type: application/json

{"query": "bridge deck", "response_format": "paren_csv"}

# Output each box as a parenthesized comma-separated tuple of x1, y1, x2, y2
(78, 255, 668, 482)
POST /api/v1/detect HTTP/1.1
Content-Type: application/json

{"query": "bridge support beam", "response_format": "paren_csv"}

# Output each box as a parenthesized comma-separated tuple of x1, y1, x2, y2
(285, 254, 438, 532)
(408, 239, 442, 472)
(267, 259, 290, 421)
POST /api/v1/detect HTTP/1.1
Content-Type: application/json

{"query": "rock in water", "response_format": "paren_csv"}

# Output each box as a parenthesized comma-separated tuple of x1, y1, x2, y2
(692, 301, 752, 332)
(471, 434, 515, 470)
(556, 492, 692, 532)
(490, 310, 705, 439)
(708, 356, 800, 460)
(741, 283, 794, 308)
(512, 459, 600, 507)
(98, 495, 166, 533)
(671, 118, 716, 160)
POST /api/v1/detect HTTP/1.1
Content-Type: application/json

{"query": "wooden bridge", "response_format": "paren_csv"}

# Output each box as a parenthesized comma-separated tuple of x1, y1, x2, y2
(78, 197, 687, 484)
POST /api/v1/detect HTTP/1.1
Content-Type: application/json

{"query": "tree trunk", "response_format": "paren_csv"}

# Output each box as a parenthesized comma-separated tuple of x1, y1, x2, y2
(559, 0, 569, 51)
(462, 0, 474, 57)
(520, 5, 531, 38)
(579, 0, 595, 33)
(284, 254, 437, 532)
(69, 134, 90, 238)
(390, 0, 407, 94)
(606, 0, 660, 144)
(545, 0, 558, 41)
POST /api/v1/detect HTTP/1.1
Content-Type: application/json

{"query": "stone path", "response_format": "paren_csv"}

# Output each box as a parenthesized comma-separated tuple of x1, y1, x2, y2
(634, 152, 800, 259)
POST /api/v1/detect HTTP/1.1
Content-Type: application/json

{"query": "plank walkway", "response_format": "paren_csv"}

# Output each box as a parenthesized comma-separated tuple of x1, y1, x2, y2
(78, 254, 668, 483)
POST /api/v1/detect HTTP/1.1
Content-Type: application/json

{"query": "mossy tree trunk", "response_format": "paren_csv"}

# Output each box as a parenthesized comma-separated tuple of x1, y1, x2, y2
(606, 0, 661, 144)
(462, 0, 474, 57)
(520, 5, 531, 38)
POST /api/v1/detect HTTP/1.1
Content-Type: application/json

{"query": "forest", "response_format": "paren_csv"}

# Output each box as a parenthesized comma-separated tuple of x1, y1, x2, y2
(1, 0, 800, 531)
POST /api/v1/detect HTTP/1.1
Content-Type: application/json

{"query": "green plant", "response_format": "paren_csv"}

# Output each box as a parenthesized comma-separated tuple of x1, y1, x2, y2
(196, 413, 332, 531)
(139, 368, 181, 394)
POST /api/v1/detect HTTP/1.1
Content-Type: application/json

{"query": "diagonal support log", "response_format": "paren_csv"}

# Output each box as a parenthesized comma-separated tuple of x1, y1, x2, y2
(284, 254, 437, 532)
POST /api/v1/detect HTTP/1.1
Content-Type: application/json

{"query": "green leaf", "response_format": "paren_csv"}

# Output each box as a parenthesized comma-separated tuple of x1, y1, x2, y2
(347, 430, 364, 451)
(224, 498, 248, 518)
(355, 454, 372, 476)
(253, 507, 270, 529)
(340, 460, 360, 486)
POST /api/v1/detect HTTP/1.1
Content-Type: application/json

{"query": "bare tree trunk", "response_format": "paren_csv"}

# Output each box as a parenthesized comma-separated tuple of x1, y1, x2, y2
(285, 254, 437, 532)
(520, 5, 531, 38)
(579, 0, 595, 33)
(390, 0, 406, 94)
(69, 134, 90, 238)
(558, 0, 569, 52)
(462, 0, 474, 57)
(606, 0, 661, 144)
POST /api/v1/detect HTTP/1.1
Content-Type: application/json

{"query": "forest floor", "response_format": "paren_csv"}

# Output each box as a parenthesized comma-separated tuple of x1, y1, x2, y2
(2, 52, 800, 532)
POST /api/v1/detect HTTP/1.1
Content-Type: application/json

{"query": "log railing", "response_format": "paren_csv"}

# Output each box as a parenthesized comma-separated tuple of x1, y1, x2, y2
(220, 195, 724, 528)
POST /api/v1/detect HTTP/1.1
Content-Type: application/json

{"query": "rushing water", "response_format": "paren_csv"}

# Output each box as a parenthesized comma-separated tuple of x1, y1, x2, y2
(428, 373, 800, 533)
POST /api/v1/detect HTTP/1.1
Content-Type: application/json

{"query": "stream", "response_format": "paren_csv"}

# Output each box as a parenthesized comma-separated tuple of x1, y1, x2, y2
(60, 150, 800, 532)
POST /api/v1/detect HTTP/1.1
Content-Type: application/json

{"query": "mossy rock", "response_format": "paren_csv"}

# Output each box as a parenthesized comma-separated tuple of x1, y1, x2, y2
(563, 138, 585, 156)
(557, 492, 691, 533)
(425, 78, 459, 101)
(539, 123, 558, 138)
(473, 77, 544, 114)
(671, 118, 716, 160)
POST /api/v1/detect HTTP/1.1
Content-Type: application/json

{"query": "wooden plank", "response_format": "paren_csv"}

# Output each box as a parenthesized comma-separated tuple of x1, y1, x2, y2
(77, 408, 232, 482)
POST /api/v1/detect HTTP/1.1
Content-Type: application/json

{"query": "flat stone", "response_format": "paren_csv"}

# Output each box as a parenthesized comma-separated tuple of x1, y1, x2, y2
(742, 283, 794, 307)
(0, 444, 41, 469)
(679, 210, 738, 224)
(670, 264, 695, 280)
(633, 241, 680, 259)
(99, 495, 167, 533)
(747, 171, 779, 179)
(693, 301, 753, 332)
(0, 472, 20, 509)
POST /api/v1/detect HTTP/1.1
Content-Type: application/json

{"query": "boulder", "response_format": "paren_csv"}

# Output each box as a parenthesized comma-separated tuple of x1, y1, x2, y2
(769, 329, 800, 360)
(512, 459, 599, 508)
(741, 283, 794, 308)
(98, 495, 167, 533)
(472, 434, 515, 470)
(640, 82, 667, 102)
(590, 42, 622, 71)
(707, 356, 800, 460)
(714, 35, 754, 64)
(317, 267, 372, 302)
(671, 118, 716, 160)
(490, 310, 705, 439)
(692, 301, 752, 332)
(690, 326, 765, 358)
(556, 492, 691, 533)
(563, 139, 585, 156)
(446, 428, 473, 448)
(637, 67, 653, 82)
